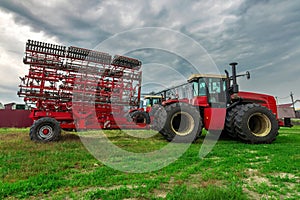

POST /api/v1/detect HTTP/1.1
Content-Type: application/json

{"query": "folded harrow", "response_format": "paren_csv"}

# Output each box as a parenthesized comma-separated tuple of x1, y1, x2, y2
(18, 40, 144, 140)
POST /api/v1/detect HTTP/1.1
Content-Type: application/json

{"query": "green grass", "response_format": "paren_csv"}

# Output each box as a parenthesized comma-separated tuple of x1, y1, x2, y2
(0, 127, 299, 199)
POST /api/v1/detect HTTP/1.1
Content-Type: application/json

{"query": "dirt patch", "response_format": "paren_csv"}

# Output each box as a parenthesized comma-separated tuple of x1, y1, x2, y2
(167, 176, 185, 187)
(246, 175, 271, 186)
(242, 187, 261, 200)
(244, 168, 271, 186)
(200, 179, 223, 188)
(243, 168, 272, 199)
(152, 189, 168, 198)
(206, 156, 223, 163)
(82, 184, 146, 193)
(186, 174, 223, 188)
(243, 169, 300, 199)
(275, 172, 299, 181)
(248, 156, 271, 166)
(245, 168, 259, 176)
(152, 174, 224, 199)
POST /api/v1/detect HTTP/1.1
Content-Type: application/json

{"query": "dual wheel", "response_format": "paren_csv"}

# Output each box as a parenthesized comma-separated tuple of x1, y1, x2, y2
(152, 103, 202, 142)
(154, 103, 278, 144)
(225, 103, 278, 143)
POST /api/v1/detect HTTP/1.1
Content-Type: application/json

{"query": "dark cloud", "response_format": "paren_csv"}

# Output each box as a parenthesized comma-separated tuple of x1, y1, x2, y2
(0, 0, 300, 104)
(0, 0, 112, 47)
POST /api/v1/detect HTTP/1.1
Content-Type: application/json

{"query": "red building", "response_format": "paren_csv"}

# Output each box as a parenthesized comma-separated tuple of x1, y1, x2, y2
(278, 100, 300, 118)
(0, 102, 33, 128)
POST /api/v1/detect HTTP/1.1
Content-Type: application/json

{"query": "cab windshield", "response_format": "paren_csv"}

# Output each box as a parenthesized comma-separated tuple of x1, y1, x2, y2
(192, 77, 227, 105)
(145, 97, 161, 107)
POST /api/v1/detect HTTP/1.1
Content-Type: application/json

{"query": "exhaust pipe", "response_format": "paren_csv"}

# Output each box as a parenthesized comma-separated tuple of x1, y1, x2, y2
(229, 62, 239, 97)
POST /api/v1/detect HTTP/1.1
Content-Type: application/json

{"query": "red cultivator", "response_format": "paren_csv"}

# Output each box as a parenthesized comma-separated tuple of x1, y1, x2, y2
(18, 40, 146, 141)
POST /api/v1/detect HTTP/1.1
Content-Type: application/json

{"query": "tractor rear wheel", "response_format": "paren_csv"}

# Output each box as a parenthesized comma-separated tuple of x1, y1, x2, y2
(234, 104, 278, 144)
(225, 104, 243, 138)
(30, 117, 61, 142)
(160, 103, 202, 142)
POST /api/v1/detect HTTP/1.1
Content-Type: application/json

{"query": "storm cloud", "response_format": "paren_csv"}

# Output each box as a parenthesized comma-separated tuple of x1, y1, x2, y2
(0, 0, 299, 104)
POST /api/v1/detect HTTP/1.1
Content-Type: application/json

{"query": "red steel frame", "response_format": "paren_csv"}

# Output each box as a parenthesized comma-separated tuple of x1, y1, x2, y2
(18, 40, 144, 130)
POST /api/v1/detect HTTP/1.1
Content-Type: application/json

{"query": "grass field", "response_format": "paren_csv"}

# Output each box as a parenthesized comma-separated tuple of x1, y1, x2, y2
(0, 127, 299, 199)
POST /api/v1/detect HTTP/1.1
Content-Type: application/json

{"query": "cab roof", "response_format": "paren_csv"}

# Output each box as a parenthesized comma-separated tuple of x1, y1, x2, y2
(144, 95, 162, 99)
(188, 74, 227, 82)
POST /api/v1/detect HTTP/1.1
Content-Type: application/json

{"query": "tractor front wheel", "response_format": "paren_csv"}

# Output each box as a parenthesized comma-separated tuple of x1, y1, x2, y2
(234, 104, 278, 144)
(160, 103, 202, 142)
(30, 117, 61, 142)
(151, 105, 167, 133)
(130, 110, 151, 124)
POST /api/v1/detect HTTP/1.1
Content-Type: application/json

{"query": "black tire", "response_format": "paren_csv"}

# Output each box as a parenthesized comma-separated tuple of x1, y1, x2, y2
(151, 105, 167, 133)
(149, 104, 161, 117)
(160, 103, 202, 143)
(131, 110, 150, 124)
(224, 105, 243, 138)
(30, 117, 61, 142)
(234, 104, 278, 144)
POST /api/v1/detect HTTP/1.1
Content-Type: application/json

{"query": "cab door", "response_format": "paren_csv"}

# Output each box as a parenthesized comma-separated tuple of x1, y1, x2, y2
(203, 77, 227, 130)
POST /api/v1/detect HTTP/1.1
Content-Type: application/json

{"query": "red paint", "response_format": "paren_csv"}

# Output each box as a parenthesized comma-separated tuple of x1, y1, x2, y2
(162, 98, 189, 106)
(43, 129, 49, 135)
(203, 108, 226, 130)
(190, 96, 210, 107)
(238, 91, 278, 117)
(18, 40, 145, 130)
(278, 119, 284, 127)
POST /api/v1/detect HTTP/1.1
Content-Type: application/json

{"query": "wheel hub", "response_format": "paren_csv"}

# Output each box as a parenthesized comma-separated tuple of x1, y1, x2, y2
(42, 129, 49, 135)
(170, 111, 194, 136)
(248, 113, 271, 137)
(38, 125, 54, 139)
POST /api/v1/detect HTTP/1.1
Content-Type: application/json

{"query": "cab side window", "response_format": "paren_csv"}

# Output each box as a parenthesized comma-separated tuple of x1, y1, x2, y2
(193, 82, 199, 96)
(199, 79, 206, 96)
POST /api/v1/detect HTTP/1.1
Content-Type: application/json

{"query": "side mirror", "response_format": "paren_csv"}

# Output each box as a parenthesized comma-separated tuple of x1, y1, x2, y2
(246, 71, 250, 79)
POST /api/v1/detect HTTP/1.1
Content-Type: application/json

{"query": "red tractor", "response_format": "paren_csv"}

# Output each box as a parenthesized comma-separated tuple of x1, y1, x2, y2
(152, 62, 286, 144)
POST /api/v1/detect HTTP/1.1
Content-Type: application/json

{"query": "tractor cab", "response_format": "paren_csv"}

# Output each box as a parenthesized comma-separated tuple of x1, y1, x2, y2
(188, 74, 227, 108)
(143, 95, 163, 112)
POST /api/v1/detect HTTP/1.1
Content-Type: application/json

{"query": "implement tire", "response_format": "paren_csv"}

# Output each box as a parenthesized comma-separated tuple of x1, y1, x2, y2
(160, 103, 202, 143)
(234, 104, 278, 144)
(30, 117, 61, 142)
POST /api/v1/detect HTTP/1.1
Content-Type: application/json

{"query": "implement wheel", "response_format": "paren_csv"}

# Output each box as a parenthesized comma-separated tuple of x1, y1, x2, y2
(160, 103, 202, 143)
(234, 104, 278, 144)
(30, 117, 61, 142)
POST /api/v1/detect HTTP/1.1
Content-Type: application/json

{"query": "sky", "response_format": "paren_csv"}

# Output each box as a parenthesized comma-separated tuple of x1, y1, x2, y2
(0, 0, 299, 105)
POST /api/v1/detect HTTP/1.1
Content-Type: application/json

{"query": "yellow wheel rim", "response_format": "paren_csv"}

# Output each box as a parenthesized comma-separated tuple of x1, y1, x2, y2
(247, 113, 272, 137)
(170, 111, 195, 136)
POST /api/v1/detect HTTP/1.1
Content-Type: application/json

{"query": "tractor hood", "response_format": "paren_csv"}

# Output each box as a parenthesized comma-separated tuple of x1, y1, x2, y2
(237, 91, 278, 116)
